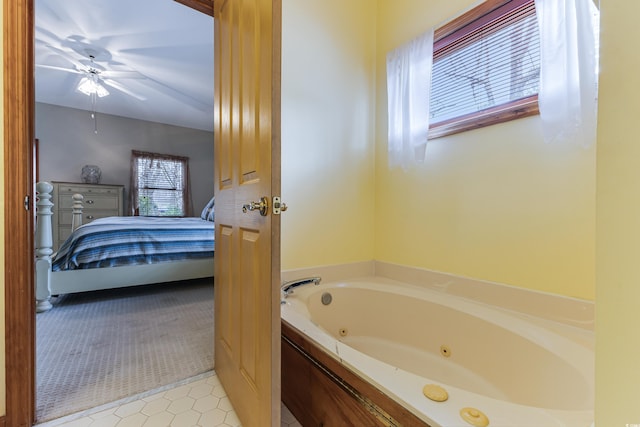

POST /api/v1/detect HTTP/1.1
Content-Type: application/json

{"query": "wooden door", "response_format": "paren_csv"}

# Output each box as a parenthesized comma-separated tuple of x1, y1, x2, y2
(214, 0, 282, 426)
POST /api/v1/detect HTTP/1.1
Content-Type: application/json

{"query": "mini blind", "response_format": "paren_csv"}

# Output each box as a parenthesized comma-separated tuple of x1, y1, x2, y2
(430, 0, 539, 127)
(131, 150, 190, 217)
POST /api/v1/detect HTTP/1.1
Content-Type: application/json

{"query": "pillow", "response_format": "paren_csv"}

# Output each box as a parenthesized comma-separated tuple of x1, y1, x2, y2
(200, 196, 215, 221)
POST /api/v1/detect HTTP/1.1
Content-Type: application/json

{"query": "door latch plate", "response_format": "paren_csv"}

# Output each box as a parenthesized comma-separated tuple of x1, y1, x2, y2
(273, 196, 287, 215)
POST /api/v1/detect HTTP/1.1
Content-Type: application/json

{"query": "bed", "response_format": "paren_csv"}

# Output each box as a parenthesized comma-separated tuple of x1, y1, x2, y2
(35, 181, 215, 312)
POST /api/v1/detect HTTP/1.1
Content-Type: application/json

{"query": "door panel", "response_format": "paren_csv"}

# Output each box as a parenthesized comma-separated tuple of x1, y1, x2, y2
(216, 224, 234, 357)
(214, 0, 282, 425)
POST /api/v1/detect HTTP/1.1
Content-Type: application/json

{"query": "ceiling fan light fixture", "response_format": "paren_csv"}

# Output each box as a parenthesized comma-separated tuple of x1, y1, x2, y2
(77, 75, 109, 98)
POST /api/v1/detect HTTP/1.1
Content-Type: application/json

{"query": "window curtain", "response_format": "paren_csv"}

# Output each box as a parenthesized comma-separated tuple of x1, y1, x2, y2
(386, 29, 434, 170)
(535, 0, 600, 148)
(129, 150, 193, 217)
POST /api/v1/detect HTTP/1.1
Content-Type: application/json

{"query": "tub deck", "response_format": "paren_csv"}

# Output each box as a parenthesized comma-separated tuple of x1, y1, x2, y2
(280, 275, 594, 427)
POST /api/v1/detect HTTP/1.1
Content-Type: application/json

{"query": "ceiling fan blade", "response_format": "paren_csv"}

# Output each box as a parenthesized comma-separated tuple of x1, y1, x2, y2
(41, 44, 88, 70)
(77, 58, 107, 72)
(102, 79, 147, 101)
(101, 70, 146, 80)
(35, 26, 66, 48)
(36, 64, 83, 74)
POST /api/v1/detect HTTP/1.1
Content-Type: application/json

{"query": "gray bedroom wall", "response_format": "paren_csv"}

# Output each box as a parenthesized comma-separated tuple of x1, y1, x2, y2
(36, 102, 214, 216)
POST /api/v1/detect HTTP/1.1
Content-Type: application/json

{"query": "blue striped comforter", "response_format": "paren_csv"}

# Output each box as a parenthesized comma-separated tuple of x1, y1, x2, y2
(52, 216, 215, 271)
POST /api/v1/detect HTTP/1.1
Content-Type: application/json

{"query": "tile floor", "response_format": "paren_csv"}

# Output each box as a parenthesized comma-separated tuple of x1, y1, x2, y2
(36, 372, 302, 427)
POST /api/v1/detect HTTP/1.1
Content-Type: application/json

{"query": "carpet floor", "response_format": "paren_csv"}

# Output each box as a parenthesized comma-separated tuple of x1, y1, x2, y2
(36, 278, 214, 423)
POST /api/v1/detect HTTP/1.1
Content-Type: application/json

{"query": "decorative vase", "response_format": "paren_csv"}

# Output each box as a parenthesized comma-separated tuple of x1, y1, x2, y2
(81, 165, 102, 184)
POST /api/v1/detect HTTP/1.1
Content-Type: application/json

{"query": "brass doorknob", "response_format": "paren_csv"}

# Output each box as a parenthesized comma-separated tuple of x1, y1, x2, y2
(242, 196, 269, 216)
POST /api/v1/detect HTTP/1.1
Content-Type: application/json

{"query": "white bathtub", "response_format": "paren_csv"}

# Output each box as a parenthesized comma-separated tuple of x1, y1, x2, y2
(280, 276, 594, 427)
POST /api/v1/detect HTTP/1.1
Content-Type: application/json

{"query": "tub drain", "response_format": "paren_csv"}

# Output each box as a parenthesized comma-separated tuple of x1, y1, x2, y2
(321, 292, 332, 305)
(338, 328, 348, 337)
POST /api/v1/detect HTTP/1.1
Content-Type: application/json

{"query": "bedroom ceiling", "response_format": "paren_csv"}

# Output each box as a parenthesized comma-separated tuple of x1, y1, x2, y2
(35, 0, 214, 132)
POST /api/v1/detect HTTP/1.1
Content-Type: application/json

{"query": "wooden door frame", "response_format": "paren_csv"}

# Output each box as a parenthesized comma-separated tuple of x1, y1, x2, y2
(4, 0, 36, 425)
(3, 1, 282, 426)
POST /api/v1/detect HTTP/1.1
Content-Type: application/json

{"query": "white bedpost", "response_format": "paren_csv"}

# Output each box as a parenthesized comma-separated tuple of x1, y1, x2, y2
(35, 181, 54, 312)
(35, 185, 84, 312)
(71, 193, 84, 231)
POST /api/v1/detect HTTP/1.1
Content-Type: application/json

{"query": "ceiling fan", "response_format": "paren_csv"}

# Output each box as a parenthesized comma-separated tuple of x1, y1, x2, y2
(34, 0, 214, 131)
(36, 44, 148, 101)
(34, 19, 214, 136)
(36, 36, 211, 112)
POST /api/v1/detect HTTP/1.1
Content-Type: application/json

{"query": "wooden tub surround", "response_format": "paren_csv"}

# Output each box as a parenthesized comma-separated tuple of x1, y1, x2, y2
(281, 320, 430, 427)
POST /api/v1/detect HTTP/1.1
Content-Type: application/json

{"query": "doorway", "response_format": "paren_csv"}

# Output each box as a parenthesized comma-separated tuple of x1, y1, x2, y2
(5, 1, 282, 425)
(33, 1, 216, 421)
(4, 0, 217, 424)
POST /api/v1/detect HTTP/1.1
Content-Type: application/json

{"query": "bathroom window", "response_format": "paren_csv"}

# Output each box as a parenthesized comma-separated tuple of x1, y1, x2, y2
(429, 0, 540, 139)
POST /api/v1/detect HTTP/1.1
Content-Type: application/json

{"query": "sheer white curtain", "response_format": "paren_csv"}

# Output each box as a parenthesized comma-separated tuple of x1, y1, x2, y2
(535, 0, 600, 148)
(386, 29, 434, 169)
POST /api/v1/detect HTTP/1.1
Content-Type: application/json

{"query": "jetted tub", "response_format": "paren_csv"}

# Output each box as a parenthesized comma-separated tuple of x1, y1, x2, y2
(280, 276, 594, 427)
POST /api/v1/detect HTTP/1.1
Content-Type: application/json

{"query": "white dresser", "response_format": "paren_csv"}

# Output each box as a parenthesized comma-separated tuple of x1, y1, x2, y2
(51, 181, 124, 250)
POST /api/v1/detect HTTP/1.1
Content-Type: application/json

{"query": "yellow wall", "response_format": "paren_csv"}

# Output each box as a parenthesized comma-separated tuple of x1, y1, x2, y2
(4, 0, 629, 422)
(281, 0, 376, 269)
(374, 0, 596, 300)
(595, 1, 640, 423)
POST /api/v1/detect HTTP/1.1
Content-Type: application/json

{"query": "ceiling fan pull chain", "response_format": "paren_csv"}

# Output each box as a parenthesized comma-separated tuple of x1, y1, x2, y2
(90, 92, 98, 134)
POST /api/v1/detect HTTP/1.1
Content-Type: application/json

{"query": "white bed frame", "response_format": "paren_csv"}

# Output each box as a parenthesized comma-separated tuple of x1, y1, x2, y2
(35, 181, 215, 312)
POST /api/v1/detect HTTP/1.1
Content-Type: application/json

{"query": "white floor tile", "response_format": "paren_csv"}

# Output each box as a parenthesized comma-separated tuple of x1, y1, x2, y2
(35, 372, 302, 427)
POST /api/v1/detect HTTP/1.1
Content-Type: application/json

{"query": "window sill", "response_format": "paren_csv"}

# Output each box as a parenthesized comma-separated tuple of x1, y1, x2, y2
(428, 95, 539, 140)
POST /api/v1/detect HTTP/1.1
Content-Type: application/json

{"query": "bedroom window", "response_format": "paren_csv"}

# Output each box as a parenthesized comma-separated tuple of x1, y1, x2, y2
(130, 150, 191, 217)
(429, 0, 540, 139)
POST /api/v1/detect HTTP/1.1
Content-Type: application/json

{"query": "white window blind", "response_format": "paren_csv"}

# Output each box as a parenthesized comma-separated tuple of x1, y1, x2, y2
(130, 150, 190, 217)
(430, 0, 539, 127)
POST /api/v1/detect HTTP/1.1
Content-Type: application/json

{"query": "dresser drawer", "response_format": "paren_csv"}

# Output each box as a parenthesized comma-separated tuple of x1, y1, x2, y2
(60, 210, 116, 225)
(59, 194, 120, 210)
(57, 184, 121, 196)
